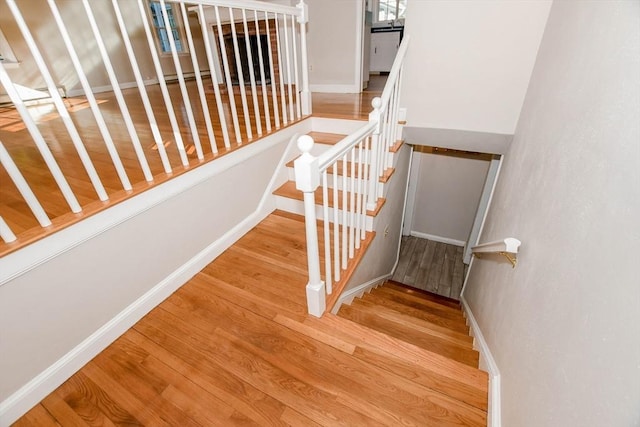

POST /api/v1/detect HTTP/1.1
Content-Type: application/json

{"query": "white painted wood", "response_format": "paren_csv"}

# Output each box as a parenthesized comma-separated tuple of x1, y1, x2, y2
(321, 172, 332, 294)
(332, 163, 341, 281)
(409, 231, 466, 247)
(181, 2, 218, 154)
(136, 0, 189, 166)
(0, 142, 51, 228)
(254, 10, 272, 132)
(290, 14, 302, 119)
(464, 156, 502, 264)
(159, 0, 204, 160)
(83, 0, 154, 181)
(265, 12, 281, 127)
(198, 4, 231, 149)
(0, 64, 81, 214)
(214, 5, 242, 144)
(297, 0, 311, 115)
(0, 216, 16, 243)
(460, 293, 501, 427)
(332, 274, 388, 314)
(242, 9, 263, 136)
(282, 14, 295, 121)
(112, 0, 173, 173)
(6, 0, 109, 201)
(370, 31, 400, 72)
(402, 146, 419, 236)
(229, 7, 254, 140)
(275, 15, 289, 125)
(472, 237, 521, 254)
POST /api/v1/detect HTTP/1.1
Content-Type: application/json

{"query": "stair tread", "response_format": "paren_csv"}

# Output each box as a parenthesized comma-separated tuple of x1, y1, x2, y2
(386, 280, 462, 308)
(273, 181, 386, 217)
(360, 292, 469, 334)
(350, 297, 473, 346)
(304, 314, 488, 396)
(371, 286, 465, 319)
(307, 131, 347, 145)
(338, 304, 479, 367)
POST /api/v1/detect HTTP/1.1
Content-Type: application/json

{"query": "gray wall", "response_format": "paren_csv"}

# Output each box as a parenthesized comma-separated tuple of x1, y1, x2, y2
(463, 2, 640, 425)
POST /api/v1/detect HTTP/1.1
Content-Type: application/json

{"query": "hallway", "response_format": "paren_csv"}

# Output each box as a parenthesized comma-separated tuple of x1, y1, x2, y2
(392, 236, 466, 300)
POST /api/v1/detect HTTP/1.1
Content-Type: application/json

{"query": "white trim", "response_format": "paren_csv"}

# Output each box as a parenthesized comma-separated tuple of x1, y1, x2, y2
(354, 0, 365, 93)
(0, 120, 310, 286)
(460, 293, 501, 427)
(309, 84, 361, 94)
(64, 71, 211, 97)
(332, 274, 389, 314)
(409, 230, 465, 247)
(402, 146, 419, 235)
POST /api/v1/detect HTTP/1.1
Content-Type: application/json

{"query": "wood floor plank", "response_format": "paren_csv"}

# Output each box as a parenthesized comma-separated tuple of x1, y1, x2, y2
(403, 237, 428, 284)
(12, 404, 61, 427)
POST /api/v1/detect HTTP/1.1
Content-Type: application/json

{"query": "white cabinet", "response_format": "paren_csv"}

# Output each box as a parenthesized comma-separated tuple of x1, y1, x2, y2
(369, 31, 401, 73)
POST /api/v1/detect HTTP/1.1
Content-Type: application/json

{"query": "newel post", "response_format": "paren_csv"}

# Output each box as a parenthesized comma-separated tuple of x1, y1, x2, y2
(296, 0, 312, 115)
(367, 97, 382, 211)
(294, 134, 325, 317)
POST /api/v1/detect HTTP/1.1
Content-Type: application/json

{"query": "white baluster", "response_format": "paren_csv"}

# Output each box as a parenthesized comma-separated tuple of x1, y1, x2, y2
(348, 147, 356, 258)
(355, 139, 364, 249)
(112, 0, 172, 173)
(229, 7, 253, 140)
(137, 0, 189, 166)
(294, 135, 325, 317)
(180, 2, 218, 155)
(0, 216, 17, 243)
(242, 9, 262, 136)
(290, 15, 301, 119)
(332, 162, 340, 281)
(158, 0, 204, 160)
(0, 65, 81, 213)
(198, 4, 231, 149)
(322, 171, 332, 294)
(7, 0, 108, 201)
(296, 0, 311, 115)
(214, 6, 242, 144)
(282, 15, 295, 121)
(254, 10, 272, 133)
(274, 14, 289, 124)
(341, 153, 348, 269)
(367, 97, 382, 211)
(265, 12, 281, 128)
(0, 141, 52, 227)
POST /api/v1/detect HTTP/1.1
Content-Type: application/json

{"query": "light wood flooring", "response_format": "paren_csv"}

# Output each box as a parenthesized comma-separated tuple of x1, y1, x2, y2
(392, 236, 466, 300)
(13, 211, 488, 426)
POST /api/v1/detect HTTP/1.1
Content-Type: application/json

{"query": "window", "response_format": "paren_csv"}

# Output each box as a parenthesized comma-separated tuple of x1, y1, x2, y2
(375, 0, 406, 23)
(149, 1, 186, 54)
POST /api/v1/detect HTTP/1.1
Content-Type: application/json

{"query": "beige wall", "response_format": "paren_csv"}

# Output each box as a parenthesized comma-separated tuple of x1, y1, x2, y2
(463, 1, 640, 425)
(0, 0, 207, 95)
(401, 0, 551, 135)
(409, 152, 489, 244)
(306, 0, 361, 92)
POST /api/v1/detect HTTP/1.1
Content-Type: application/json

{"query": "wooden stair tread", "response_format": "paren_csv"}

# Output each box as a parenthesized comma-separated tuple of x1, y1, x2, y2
(350, 297, 473, 346)
(338, 304, 479, 367)
(304, 314, 488, 399)
(273, 180, 386, 217)
(371, 286, 465, 319)
(389, 139, 404, 153)
(307, 131, 347, 145)
(386, 280, 462, 308)
(360, 292, 469, 334)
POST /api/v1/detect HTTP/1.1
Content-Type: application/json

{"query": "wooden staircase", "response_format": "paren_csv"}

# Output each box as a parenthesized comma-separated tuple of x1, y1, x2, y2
(13, 211, 488, 426)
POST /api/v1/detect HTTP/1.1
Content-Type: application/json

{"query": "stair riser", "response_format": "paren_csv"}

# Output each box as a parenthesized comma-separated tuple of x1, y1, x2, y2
(286, 168, 386, 194)
(274, 197, 374, 231)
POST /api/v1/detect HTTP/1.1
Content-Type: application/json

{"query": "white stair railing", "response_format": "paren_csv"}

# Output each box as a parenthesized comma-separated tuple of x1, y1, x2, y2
(0, 0, 311, 250)
(295, 36, 410, 317)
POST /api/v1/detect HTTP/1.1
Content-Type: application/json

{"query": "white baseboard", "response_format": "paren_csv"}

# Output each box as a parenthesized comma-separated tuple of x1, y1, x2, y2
(410, 231, 466, 247)
(460, 294, 501, 427)
(310, 83, 360, 94)
(331, 274, 391, 314)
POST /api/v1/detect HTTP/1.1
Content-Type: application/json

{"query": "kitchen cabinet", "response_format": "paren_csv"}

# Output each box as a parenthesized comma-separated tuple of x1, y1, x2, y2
(369, 30, 401, 73)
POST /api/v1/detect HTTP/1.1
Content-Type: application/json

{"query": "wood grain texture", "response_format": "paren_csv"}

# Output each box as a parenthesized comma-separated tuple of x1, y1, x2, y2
(12, 212, 487, 426)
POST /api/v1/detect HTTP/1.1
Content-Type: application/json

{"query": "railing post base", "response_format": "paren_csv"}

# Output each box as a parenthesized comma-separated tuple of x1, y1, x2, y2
(301, 91, 312, 115)
(306, 281, 326, 317)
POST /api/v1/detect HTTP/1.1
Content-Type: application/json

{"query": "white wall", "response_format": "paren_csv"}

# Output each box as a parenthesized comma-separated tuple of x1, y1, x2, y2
(409, 152, 489, 244)
(463, 2, 640, 426)
(401, 0, 551, 134)
(306, 0, 362, 93)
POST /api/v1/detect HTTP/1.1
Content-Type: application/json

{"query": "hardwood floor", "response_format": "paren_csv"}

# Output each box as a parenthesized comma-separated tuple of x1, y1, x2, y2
(392, 236, 466, 300)
(12, 211, 487, 426)
(0, 83, 376, 256)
